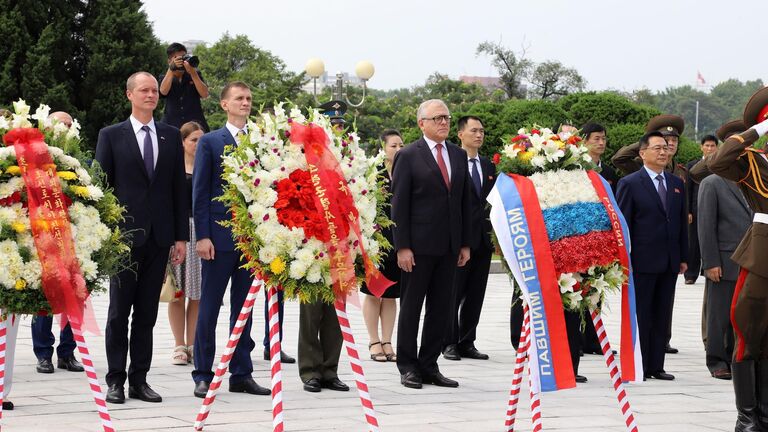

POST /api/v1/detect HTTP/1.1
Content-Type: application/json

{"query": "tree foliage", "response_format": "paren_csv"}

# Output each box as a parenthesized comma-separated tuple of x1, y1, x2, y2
(475, 41, 531, 99)
(528, 61, 587, 100)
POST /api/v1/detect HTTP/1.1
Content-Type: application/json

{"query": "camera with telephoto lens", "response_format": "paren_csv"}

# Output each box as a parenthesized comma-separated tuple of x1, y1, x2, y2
(171, 54, 199, 71)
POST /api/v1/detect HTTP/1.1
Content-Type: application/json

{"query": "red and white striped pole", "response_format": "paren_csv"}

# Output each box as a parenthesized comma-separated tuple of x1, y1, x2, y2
(590, 308, 639, 432)
(194, 279, 263, 431)
(69, 319, 115, 432)
(266, 285, 284, 432)
(505, 305, 530, 431)
(0, 316, 6, 429)
(529, 361, 542, 432)
(334, 298, 380, 432)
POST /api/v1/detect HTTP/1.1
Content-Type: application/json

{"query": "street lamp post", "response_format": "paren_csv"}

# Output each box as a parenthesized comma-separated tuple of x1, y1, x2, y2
(305, 59, 375, 108)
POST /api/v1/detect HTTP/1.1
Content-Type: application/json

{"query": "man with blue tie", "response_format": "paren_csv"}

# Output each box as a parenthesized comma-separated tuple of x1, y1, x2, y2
(191, 81, 270, 398)
(96, 72, 189, 404)
(443, 115, 495, 362)
(616, 131, 688, 381)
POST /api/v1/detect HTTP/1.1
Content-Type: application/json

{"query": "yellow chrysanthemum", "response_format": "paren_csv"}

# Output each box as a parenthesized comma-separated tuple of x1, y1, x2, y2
(11, 222, 26, 233)
(57, 171, 78, 181)
(14, 279, 26, 290)
(270, 257, 286, 275)
(519, 151, 535, 162)
(5, 166, 21, 176)
(70, 185, 89, 198)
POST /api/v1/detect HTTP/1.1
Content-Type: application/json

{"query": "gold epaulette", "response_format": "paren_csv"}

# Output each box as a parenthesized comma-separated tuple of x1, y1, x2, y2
(739, 150, 768, 198)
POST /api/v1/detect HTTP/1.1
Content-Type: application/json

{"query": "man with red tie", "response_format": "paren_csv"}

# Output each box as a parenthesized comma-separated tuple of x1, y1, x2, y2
(391, 99, 472, 389)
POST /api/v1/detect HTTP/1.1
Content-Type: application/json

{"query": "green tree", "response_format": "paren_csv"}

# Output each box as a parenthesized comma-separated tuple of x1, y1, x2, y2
(528, 61, 586, 100)
(0, 0, 50, 104)
(194, 33, 306, 129)
(475, 41, 531, 99)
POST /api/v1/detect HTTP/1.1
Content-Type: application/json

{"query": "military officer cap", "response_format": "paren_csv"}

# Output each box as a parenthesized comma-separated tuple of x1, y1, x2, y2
(645, 114, 685, 137)
(715, 120, 747, 141)
(743, 86, 768, 127)
(318, 100, 348, 126)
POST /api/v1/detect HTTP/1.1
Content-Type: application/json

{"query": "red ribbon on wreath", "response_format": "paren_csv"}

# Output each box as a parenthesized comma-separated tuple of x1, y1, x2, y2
(3, 128, 97, 333)
(289, 123, 393, 298)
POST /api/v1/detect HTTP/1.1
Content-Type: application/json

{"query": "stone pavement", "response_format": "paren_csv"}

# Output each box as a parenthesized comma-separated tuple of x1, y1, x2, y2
(2, 274, 735, 431)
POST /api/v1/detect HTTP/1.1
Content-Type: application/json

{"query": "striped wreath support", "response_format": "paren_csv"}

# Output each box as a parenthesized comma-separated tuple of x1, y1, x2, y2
(267, 285, 285, 432)
(70, 320, 115, 432)
(589, 308, 639, 432)
(503, 305, 541, 432)
(0, 317, 6, 429)
(334, 298, 380, 432)
(194, 279, 263, 431)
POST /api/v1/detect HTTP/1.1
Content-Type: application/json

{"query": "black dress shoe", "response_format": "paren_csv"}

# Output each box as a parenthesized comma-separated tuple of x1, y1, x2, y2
(648, 371, 675, 381)
(193, 381, 210, 398)
(665, 345, 679, 354)
(57, 356, 85, 372)
(712, 369, 732, 380)
(575, 374, 588, 383)
(105, 384, 125, 404)
(423, 372, 459, 387)
(303, 377, 321, 393)
(400, 371, 422, 389)
(442, 345, 461, 361)
(2, 401, 13, 410)
(322, 377, 349, 391)
(459, 347, 489, 360)
(263, 348, 297, 364)
(128, 383, 162, 402)
(229, 377, 270, 395)
(36, 358, 54, 374)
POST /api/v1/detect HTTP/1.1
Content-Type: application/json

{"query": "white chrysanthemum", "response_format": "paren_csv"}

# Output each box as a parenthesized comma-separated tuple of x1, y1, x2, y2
(530, 155, 546, 168)
(529, 169, 600, 209)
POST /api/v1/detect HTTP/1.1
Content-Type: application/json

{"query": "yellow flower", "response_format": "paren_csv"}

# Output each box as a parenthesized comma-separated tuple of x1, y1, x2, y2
(57, 171, 78, 181)
(70, 185, 90, 198)
(5, 166, 21, 176)
(11, 222, 26, 233)
(519, 151, 535, 162)
(14, 279, 26, 290)
(270, 257, 286, 275)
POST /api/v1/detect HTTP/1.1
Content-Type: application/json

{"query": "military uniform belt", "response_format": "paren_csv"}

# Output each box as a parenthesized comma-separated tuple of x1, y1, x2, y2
(754, 212, 768, 224)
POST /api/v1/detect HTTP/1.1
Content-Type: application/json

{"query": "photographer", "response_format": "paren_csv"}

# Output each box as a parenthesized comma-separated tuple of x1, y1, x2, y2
(159, 42, 210, 131)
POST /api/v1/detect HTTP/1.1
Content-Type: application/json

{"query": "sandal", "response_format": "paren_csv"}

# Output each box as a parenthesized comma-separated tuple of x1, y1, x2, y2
(382, 342, 397, 362)
(186, 345, 194, 364)
(368, 342, 387, 362)
(171, 345, 188, 365)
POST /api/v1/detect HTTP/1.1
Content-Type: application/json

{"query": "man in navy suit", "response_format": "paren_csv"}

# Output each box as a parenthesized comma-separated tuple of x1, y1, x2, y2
(442, 115, 495, 362)
(616, 131, 688, 381)
(392, 99, 472, 389)
(96, 72, 189, 403)
(191, 82, 270, 398)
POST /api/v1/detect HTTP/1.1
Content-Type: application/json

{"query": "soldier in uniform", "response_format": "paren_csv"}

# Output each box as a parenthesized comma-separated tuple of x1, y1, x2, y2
(708, 87, 768, 431)
(689, 120, 747, 183)
(611, 114, 686, 355)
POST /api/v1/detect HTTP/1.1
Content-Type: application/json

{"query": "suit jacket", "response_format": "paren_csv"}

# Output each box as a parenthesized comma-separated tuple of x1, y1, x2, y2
(391, 138, 472, 256)
(598, 162, 619, 192)
(697, 174, 752, 281)
(193, 126, 238, 252)
(466, 155, 496, 251)
(95, 119, 188, 248)
(709, 129, 768, 277)
(616, 168, 688, 274)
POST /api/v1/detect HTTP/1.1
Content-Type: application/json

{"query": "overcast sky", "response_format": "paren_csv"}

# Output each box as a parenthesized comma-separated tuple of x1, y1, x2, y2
(142, 0, 763, 92)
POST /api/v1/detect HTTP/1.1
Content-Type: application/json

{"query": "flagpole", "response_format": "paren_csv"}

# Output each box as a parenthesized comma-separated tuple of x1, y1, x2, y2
(694, 100, 699, 142)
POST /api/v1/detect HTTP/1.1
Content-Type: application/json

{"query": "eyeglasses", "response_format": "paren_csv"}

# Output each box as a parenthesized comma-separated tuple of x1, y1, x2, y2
(646, 146, 668, 153)
(422, 115, 451, 124)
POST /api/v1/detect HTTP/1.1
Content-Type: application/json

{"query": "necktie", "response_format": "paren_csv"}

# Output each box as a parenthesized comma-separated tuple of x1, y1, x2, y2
(655, 174, 667, 212)
(470, 158, 482, 196)
(141, 125, 154, 179)
(237, 129, 246, 138)
(435, 143, 450, 188)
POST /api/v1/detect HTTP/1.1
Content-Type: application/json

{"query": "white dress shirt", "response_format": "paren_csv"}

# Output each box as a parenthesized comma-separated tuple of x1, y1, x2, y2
(423, 136, 451, 180)
(467, 155, 483, 186)
(129, 115, 158, 168)
(643, 165, 667, 191)
(226, 122, 247, 141)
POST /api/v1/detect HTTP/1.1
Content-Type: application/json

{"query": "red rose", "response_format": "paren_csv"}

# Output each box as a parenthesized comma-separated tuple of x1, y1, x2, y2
(492, 153, 501, 165)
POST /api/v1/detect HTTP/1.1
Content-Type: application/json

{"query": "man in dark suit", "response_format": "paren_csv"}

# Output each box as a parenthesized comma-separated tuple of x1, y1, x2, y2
(685, 135, 720, 284)
(616, 131, 688, 381)
(697, 173, 752, 380)
(191, 82, 270, 398)
(442, 116, 495, 362)
(96, 71, 189, 403)
(392, 99, 472, 389)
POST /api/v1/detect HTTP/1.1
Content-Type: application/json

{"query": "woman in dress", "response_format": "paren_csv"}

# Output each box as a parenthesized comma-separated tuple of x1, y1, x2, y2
(362, 129, 403, 362)
(168, 121, 204, 365)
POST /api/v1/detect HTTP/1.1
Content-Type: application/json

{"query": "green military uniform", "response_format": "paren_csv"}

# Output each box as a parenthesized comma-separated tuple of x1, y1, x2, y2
(708, 86, 768, 431)
(298, 301, 344, 383)
(611, 114, 688, 178)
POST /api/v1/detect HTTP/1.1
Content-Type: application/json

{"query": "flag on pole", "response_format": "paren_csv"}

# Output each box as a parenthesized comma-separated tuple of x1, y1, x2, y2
(696, 71, 706, 86)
